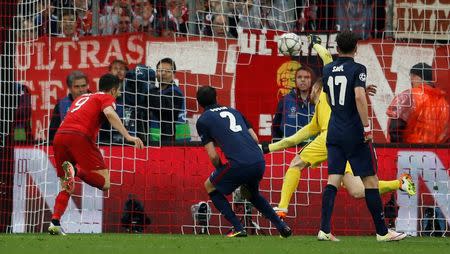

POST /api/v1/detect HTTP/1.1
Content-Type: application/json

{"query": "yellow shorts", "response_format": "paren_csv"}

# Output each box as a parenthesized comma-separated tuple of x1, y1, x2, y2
(298, 131, 353, 174)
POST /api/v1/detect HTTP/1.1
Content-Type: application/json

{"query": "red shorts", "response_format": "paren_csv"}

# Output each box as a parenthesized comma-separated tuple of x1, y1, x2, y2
(53, 131, 107, 178)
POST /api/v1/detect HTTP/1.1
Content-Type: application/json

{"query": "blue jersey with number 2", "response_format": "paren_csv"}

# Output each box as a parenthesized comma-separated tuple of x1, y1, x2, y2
(196, 104, 264, 166)
(322, 57, 367, 144)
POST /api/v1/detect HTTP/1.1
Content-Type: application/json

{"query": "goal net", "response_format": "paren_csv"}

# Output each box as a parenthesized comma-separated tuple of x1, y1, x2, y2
(0, 0, 448, 236)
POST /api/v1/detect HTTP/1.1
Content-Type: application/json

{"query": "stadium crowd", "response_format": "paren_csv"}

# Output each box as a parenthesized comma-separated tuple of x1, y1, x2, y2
(23, 0, 388, 39)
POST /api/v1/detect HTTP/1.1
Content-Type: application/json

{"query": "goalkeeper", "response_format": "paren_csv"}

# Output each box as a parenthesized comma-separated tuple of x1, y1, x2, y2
(261, 35, 416, 220)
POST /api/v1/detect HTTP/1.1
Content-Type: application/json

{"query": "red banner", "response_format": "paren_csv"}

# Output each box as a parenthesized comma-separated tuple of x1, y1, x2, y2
(17, 33, 236, 141)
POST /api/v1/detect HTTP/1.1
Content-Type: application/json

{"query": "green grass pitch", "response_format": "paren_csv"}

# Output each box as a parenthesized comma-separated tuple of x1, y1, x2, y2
(1, 234, 448, 254)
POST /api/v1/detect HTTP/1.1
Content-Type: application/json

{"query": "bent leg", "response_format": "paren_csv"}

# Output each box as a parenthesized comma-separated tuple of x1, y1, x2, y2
(204, 176, 244, 232)
(77, 169, 109, 191)
(277, 155, 308, 210)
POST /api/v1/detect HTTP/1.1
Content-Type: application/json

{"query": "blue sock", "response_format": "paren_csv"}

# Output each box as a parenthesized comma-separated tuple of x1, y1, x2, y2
(209, 190, 244, 231)
(365, 188, 388, 236)
(249, 193, 286, 230)
(320, 184, 337, 233)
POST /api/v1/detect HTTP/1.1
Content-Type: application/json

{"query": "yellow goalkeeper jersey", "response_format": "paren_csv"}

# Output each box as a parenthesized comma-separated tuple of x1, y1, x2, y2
(269, 44, 332, 151)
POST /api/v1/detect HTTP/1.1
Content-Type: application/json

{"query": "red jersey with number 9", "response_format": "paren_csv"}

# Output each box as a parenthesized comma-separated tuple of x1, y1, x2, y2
(58, 92, 116, 140)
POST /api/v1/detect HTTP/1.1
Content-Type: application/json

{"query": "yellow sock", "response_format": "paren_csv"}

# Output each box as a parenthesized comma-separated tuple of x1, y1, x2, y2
(379, 180, 400, 195)
(278, 167, 301, 210)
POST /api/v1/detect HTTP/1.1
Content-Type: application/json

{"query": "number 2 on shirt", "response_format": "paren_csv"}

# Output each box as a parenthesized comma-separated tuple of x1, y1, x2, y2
(220, 111, 243, 132)
(70, 97, 89, 113)
(327, 75, 348, 106)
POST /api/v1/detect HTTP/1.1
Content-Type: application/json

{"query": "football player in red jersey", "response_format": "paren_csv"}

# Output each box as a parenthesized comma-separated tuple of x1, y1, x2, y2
(49, 73, 144, 235)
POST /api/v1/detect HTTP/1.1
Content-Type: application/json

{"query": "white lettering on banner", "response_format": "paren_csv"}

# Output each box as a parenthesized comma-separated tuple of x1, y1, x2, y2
(259, 114, 273, 136)
(39, 80, 63, 110)
(145, 41, 218, 75)
(126, 34, 144, 64)
(102, 39, 124, 66)
(225, 44, 238, 74)
(54, 41, 77, 69)
(238, 27, 257, 55)
(237, 29, 338, 57)
(35, 42, 56, 70)
(394, 1, 450, 40)
(258, 29, 272, 56)
(396, 151, 450, 236)
(78, 40, 103, 68)
(12, 148, 103, 233)
(354, 44, 434, 137)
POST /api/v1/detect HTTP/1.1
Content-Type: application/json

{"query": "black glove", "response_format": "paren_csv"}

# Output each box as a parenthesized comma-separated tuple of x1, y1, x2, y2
(260, 142, 270, 154)
(307, 34, 322, 48)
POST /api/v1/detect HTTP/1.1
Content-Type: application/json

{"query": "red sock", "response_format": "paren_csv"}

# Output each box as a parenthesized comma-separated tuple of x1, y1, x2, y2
(77, 170, 106, 190)
(52, 191, 70, 221)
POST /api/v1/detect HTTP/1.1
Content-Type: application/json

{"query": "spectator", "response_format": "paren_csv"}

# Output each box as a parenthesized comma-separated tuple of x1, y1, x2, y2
(335, 0, 373, 39)
(48, 71, 89, 142)
(294, 1, 318, 32)
(125, 64, 156, 144)
(272, 65, 316, 139)
(75, 0, 93, 36)
(99, 59, 130, 144)
(99, 4, 120, 35)
(166, 0, 189, 34)
(60, 11, 78, 39)
(234, 0, 263, 29)
(142, 2, 162, 36)
(109, 59, 129, 85)
(211, 14, 232, 37)
(35, 2, 58, 36)
(386, 63, 450, 143)
(261, 0, 296, 31)
(117, 14, 132, 34)
(148, 58, 190, 143)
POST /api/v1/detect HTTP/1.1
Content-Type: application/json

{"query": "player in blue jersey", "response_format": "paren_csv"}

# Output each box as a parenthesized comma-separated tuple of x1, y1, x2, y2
(196, 86, 291, 238)
(319, 31, 406, 242)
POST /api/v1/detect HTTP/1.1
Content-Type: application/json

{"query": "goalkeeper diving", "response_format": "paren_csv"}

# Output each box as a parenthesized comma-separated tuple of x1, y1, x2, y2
(260, 35, 416, 220)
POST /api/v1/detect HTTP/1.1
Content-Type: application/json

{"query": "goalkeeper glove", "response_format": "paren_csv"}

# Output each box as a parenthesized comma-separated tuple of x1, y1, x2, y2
(307, 34, 322, 48)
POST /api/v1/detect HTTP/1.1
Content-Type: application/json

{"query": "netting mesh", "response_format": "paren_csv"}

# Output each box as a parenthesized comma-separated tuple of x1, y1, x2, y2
(0, 0, 449, 236)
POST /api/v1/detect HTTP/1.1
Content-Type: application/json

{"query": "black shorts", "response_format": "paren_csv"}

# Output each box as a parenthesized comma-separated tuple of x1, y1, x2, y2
(209, 161, 265, 195)
(326, 141, 377, 177)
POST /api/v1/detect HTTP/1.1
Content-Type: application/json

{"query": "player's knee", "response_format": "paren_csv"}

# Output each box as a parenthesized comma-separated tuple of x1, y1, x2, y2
(348, 189, 364, 199)
(204, 179, 215, 193)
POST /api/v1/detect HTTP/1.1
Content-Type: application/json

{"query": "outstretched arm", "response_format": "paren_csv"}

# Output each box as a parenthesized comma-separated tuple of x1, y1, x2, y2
(308, 35, 333, 66)
(266, 111, 320, 153)
(103, 106, 144, 148)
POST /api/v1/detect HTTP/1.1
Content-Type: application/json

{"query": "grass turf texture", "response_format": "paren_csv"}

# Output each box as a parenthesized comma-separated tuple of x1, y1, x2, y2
(1, 234, 448, 254)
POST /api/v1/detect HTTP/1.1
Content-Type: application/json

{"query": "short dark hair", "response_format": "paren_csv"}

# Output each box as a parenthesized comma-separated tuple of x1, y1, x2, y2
(99, 74, 120, 92)
(156, 58, 176, 72)
(336, 30, 358, 54)
(196, 86, 217, 108)
(66, 70, 87, 88)
(410, 62, 433, 83)
(109, 59, 129, 71)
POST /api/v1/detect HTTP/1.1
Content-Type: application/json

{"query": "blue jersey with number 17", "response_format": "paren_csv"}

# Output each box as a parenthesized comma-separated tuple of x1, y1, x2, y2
(322, 57, 367, 144)
(196, 104, 264, 166)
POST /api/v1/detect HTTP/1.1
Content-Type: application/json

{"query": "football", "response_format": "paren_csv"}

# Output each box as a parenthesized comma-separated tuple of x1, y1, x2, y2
(278, 33, 301, 56)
